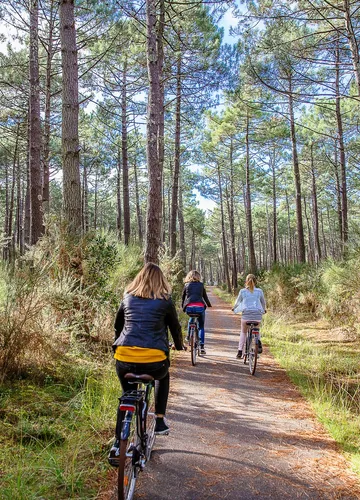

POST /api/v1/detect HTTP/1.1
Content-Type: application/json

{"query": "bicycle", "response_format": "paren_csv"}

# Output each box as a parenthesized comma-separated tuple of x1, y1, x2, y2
(186, 304, 204, 366)
(188, 315, 201, 366)
(243, 321, 261, 376)
(112, 372, 156, 500)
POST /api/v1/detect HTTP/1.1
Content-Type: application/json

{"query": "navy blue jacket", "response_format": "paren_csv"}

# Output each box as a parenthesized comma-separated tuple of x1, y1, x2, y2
(113, 293, 183, 353)
(181, 281, 212, 311)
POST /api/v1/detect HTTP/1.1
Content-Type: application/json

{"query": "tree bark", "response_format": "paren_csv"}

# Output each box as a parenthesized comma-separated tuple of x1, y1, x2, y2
(343, 0, 360, 96)
(117, 145, 122, 240)
(271, 146, 277, 264)
(42, 0, 55, 217)
(29, 0, 43, 244)
(217, 161, 231, 293)
(133, 160, 143, 244)
(145, 0, 165, 263)
(122, 58, 130, 245)
(245, 111, 257, 274)
(170, 54, 181, 257)
(335, 38, 348, 249)
(288, 76, 306, 262)
(310, 143, 321, 263)
(60, 0, 82, 234)
(178, 172, 186, 269)
(228, 138, 237, 289)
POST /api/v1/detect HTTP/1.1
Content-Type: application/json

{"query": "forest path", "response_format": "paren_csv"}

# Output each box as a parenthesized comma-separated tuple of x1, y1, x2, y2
(107, 289, 360, 499)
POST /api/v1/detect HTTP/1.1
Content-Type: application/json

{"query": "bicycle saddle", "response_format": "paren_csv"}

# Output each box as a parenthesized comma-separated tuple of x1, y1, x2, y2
(246, 321, 259, 326)
(124, 373, 154, 383)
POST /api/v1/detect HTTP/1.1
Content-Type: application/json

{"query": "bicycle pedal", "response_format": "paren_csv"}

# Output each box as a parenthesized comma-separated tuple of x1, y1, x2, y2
(108, 457, 119, 467)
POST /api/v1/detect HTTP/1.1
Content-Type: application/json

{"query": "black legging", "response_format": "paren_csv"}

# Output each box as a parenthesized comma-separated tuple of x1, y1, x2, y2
(115, 358, 170, 415)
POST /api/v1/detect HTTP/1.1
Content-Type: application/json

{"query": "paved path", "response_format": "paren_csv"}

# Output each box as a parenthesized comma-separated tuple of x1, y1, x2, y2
(105, 289, 360, 499)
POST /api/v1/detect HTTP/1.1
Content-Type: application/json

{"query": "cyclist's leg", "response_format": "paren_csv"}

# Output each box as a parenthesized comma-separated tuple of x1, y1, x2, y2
(238, 319, 247, 354)
(197, 310, 205, 346)
(186, 317, 191, 341)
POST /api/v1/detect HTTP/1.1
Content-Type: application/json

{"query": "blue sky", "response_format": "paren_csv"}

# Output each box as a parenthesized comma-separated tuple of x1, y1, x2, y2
(194, 5, 239, 213)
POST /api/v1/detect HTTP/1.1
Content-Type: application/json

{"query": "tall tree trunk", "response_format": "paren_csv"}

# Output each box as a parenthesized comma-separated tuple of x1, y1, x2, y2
(190, 229, 196, 270)
(3, 166, 9, 260)
(271, 146, 277, 264)
(343, 0, 360, 96)
(170, 53, 181, 257)
(94, 166, 98, 230)
(288, 76, 306, 262)
(117, 146, 122, 240)
(217, 162, 231, 293)
(8, 131, 18, 259)
(133, 160, 143, 243)
(178, 172, 186, 269)
(320, 210, 327, 259)
(335, 38, 348, 249)
(266, 204, 272, 266)
(310, 143, 321, 263)
(16, 156, 22, 252)
(303, 196, 314, 263)
(145, 0, 165, 263)
(60, 0, 82, 234)
(122, 58, 130, 245)
(42, 0, 55, 217)
(82, 146, 89, 232)
(29, 0, 43, 244)
(333, 138, 343, 243)
(285, 190, 292, 264)
(228, 138, 237, 289)
(245, 111, 257, 274)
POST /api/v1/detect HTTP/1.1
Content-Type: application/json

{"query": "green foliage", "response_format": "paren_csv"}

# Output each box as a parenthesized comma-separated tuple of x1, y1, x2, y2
(260, 263, 323, 314)
(259, 256, 360, 332)
(0, 222, 143, 381)
(0, 363, 118, 499)
(264, 313, 360, 474)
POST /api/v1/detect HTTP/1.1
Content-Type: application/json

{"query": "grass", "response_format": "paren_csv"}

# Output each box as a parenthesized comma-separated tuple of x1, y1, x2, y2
(213, 287, 360, 476)
(0, 361, 119, 499)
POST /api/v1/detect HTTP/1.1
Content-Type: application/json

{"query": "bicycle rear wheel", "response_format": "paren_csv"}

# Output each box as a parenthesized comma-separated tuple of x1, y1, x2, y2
(145, 387, 156, 460)
(248, 335, 258, 376)
(243, 337, 249, 364)
(117, 439, 137, 500)
(190, 331, 197, 366)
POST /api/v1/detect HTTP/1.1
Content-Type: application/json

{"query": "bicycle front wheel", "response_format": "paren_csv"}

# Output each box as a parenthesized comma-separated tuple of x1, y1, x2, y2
(190, 332, 197, 366)
(117, 439, 137, 500)
(248, 336, 258, 376)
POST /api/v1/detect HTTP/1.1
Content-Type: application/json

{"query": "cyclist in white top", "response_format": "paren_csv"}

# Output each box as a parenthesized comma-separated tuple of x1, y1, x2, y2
(232, 274, 266, 359)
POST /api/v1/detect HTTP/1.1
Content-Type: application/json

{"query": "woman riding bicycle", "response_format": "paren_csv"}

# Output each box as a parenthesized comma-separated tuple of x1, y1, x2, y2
(181, 270, 212, 354)
(233, 274, 266, 359)
(109, 263, 183, 460)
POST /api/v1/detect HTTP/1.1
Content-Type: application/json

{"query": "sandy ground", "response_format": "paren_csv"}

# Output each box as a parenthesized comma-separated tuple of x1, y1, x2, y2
(102, 289, 360, 500)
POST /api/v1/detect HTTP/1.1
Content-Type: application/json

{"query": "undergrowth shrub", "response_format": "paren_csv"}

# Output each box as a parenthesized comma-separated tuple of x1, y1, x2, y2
(261, 253, 360, 332)
(0, 224, 143, 381)
(261, 263, 323, 314)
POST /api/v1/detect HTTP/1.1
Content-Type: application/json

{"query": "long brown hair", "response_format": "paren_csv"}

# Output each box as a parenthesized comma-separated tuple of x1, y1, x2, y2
(184, 270, 201, 283)
(245, 274, 256, 293)
(125, 263, 171, 299)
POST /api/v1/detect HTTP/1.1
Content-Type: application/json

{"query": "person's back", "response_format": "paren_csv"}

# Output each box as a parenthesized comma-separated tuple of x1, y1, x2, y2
(109, 263, 184, 465)
(181, 270, 212, 354)
(233, 274, 266, 359)
(237, 287, 265, 315)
